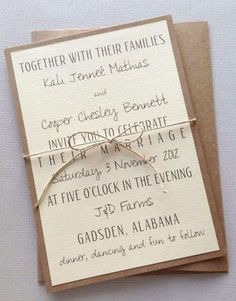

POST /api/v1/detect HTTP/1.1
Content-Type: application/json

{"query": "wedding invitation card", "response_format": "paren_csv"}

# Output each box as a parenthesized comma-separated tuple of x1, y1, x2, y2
(5, 15, 225, 292)
(32, 21, 228, 280)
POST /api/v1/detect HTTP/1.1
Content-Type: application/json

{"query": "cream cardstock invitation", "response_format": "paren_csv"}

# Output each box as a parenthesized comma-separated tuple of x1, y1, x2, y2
(33, 22, 228, 280)
(6, 16, 225, 291)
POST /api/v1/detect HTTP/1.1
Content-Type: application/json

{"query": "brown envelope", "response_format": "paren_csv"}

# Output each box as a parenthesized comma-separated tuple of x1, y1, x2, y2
(31, 21, 228, 283)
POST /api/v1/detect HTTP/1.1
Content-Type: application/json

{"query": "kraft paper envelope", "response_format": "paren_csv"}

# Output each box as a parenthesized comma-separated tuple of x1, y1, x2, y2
(31, 21, 228, 283)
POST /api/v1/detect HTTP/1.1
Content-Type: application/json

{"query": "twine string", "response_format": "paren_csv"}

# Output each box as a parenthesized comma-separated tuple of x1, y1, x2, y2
(23, 118, 196, 159)
(23, 118, 196, 208)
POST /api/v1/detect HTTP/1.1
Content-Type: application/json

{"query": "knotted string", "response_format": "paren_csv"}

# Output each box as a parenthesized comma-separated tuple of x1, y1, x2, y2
(23, 118, 196, 208)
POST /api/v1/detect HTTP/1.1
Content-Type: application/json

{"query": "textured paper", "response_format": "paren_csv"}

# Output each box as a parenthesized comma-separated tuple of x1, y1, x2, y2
(5, 16, 225, 292)
(33, 22, 228, 282)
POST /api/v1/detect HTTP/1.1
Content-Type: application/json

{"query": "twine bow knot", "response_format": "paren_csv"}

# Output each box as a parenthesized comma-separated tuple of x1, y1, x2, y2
(23, 118, 196, 208)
